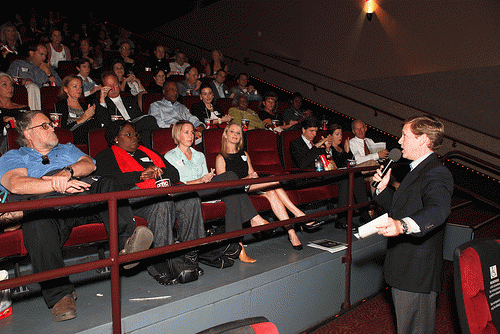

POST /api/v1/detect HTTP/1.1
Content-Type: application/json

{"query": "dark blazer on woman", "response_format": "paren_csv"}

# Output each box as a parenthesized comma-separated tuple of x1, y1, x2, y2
(374, 152, 453, 294)
(190, 101, 224, 124)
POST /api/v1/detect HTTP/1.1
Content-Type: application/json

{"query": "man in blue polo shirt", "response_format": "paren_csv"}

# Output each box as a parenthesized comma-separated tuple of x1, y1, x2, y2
(0, 111, 153, 322)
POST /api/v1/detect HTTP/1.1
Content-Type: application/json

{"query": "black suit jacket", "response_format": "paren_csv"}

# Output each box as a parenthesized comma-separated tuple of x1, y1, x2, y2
(94, 94, 144, 128)
(209, 81, 230, 101)
(289, 135, 328, 169)
(375, 153, 453, 293)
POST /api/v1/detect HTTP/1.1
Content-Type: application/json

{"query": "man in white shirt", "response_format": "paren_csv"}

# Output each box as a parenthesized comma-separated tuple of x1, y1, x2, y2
(349, 120, 389, 165)
(209, 69, 230, 101)
(168, 52, 190, 76)
(148, 81, 204, 134)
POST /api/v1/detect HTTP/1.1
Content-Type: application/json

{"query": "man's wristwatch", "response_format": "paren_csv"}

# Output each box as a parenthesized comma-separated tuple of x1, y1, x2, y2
(63, 166, 74, 179)
(400, 219, 409, 234)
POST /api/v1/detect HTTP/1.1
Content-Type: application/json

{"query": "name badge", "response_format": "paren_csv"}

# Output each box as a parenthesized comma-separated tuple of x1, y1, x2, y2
(140, 157, 152, 163)
(21, 67, 29, 72)
(241, 155, 247, 161)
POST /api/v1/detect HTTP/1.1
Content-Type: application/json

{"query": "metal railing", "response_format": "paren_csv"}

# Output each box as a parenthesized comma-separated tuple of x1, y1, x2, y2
(0, 166, 376, 333)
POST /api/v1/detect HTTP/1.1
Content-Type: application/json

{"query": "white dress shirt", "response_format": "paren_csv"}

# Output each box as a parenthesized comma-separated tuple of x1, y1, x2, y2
(349, 136, 383, 164)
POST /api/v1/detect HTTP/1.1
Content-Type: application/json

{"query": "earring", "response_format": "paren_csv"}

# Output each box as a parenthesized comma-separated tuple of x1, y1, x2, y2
(115, 141, 118, 144)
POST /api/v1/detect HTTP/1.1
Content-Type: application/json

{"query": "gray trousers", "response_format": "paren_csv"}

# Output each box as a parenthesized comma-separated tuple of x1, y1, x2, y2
(130, 189, 205, 247)
(392, 287, 438, 334)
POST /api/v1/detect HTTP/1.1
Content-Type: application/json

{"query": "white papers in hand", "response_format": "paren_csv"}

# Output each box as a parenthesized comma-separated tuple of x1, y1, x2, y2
(354, 213, 388, 239)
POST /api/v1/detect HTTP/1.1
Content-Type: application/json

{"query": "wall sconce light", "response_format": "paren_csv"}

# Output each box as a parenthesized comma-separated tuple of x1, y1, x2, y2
(365, 0, 375, 21)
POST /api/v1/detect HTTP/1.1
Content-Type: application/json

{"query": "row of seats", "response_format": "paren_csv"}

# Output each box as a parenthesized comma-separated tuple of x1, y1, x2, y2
(0, 127, 342, 272)
(12, 84, 287, 116)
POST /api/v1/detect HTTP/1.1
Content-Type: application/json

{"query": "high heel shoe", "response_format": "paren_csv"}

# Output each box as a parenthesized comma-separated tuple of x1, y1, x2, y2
(287, 236, 303, 251)
(301, 220, 323, 233)
(239, 244, 257, 263)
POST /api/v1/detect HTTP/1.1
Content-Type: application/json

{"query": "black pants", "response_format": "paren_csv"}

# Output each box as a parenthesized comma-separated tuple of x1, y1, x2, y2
(198, 171, 258, 233)
(21, 176, 136, 308)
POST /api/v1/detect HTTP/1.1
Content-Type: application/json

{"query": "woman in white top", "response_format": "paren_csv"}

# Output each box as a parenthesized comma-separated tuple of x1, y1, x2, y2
(165, 121, 271, 263)
(46, 29, 71, 68)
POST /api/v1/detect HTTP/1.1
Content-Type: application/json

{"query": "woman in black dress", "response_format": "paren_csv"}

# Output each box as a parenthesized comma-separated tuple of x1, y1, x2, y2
(329, 124, 371, 226)
(216, 123, 321, 250)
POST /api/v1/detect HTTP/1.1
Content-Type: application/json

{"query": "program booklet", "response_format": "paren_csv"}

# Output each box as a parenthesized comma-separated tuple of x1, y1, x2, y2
(307, 239, 347, 253)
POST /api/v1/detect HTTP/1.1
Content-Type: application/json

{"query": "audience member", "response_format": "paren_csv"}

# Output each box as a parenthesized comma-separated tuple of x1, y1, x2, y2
(205, 50, 228, 78)
(111, 60, 145, 97)
(53, 74, 101, 145)
(168, 51, 190, 76)
(228, 93, 265, 130)
(95, 120, 205, 285)
(145, 45, 170, 73)
(349, 119, 389, 165)
(146, 69, 166, 94)
(0, 22, 21, 72)
(116, 42, 137, 74)
(95, 72, 159, 148)
(328, 123, 371, 227)
(349, 119, 390, 193)
(76, 38, 96, 69)
(164, 120, 271, 263)
(257, 91, 285, 129)
(148, 81, 204, 131)
(0, 72, 29, 153)
(0, 110, 153, 321)
(209, 69, 230, 101)
(177, 66, 201, 97)
(217, 123, 323, 250)
(229, 73, 262, 101)
(75, 58, 100, 97)
(282, 92, 312, 131)
(46, 29, 71, 68)
(289, 117, 332, 170)
(7, 42, 62, 110)
(191, 83, 232, 125)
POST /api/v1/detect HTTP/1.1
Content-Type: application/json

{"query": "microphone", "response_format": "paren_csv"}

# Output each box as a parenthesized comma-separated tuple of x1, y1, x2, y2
(371, 148, 402, 188)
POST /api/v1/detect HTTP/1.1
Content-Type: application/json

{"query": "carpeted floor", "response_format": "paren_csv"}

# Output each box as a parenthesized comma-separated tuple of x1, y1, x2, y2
(310, 261, 461, 333)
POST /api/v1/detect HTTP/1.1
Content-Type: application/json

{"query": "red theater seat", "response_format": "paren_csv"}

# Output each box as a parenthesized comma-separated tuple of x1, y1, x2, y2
(217, 98, 233, 114)
(12, 84, 28, 106)
(152, 128, 175, 156)
(142, 93, 164, 114)
(454, 238, 500, 334)
(88, 128, 107, 158)
(40, 86, 61, 113)
(202, 128, 224, 170)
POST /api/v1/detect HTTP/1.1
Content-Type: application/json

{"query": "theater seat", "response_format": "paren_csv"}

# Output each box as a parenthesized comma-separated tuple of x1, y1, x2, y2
(217, 98, 233, 114)
(454, 237, 500, 334)
(142, 93, 163, 114)
(7, 128, 87, 154)
(196, 316, 279, 334)
(12, 84, 28, 106)
(40, 86, 61, 113)
(247, 129, 338, 206)
(152, 128, 176, 156)
(202, 128, 224, 170)
(88, 128, 107, 158)
(183, 95, 201, 111)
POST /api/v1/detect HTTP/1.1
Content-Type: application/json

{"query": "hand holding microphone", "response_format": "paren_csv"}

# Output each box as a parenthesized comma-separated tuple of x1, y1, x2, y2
(372, 148, 402, 189)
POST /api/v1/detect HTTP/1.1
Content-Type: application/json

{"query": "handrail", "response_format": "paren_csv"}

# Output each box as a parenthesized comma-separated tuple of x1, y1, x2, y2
(0, 165, 377, 333)
(442, 150, 500, 177)
(248, 48, 500, 159)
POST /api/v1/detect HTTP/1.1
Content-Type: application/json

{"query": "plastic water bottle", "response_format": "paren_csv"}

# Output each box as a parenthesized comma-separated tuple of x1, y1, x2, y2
(315, 157, 323, 172)
(0, 270, 12, 320)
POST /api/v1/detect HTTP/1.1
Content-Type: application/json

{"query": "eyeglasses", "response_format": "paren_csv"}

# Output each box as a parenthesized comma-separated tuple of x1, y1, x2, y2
(42, 155, 50, 165)
(118, 132, 140, 138)
(28, 122, 55, 131)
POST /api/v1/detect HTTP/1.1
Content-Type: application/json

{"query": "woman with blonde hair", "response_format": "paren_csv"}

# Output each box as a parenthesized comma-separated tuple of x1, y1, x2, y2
(216, 123, 322, 250)
(165, 120, 271, 263)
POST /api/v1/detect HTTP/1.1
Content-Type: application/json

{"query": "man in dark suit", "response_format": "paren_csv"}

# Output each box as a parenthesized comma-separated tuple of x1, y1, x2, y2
(289, 117, 332, 169)
(95, 72, 159, 148)
(209, 69, 230, 102)
(373, 115, 453, 334)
